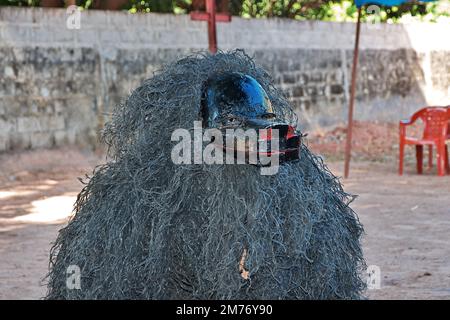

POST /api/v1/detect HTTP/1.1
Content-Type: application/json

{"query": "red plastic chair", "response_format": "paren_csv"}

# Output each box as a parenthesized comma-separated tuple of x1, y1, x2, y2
(399, 107, 449, 176)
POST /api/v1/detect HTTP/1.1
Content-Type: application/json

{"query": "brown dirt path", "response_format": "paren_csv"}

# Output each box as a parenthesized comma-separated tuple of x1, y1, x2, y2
(0, 148, 449, 299)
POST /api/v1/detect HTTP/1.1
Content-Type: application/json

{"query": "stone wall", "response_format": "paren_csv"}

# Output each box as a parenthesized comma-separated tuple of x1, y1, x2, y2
(0, 7, 449, 151)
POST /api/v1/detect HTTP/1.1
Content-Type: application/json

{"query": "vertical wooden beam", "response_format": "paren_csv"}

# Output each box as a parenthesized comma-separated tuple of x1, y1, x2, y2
(344, 6, 362, 178)
(191, 0, 231, 53)
(206, 0, 217, 53)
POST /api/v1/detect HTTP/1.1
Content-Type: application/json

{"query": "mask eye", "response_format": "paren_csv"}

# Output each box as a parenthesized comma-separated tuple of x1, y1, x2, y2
(227, 116, 238, 124)
(222, 115, 240, 126)
(261, 112, 276, 120)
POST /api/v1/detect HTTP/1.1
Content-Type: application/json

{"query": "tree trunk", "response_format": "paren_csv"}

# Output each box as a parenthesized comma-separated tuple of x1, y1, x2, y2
(40, 0, 64, 7)
(92, 0, 129, 10)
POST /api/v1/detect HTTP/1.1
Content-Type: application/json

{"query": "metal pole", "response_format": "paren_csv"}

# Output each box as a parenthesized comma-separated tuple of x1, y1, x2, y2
(344, 6, 362, 178)
(206, 0, 217, 53)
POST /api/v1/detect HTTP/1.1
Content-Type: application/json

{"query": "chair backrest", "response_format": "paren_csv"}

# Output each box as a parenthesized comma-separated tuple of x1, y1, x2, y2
(411, 107, 448, 140)
(447, 106, 450, 136)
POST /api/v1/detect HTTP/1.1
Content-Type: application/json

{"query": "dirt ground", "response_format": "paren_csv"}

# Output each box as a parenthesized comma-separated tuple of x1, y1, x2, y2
(307, 120, 425, 162)
(0, 146, 449, 300)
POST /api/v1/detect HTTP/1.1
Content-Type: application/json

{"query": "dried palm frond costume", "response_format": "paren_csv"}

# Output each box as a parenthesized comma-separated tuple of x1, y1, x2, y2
(46, 50, 366, 299)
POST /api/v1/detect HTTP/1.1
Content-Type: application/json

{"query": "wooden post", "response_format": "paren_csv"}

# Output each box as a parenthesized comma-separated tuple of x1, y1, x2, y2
(207, 0, 217, 53)
(190, 0, 231, 53)
(344, 6, 362, 178)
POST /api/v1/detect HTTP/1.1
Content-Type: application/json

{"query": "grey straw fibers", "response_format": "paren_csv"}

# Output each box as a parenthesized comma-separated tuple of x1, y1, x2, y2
(45, 50, 366, 300)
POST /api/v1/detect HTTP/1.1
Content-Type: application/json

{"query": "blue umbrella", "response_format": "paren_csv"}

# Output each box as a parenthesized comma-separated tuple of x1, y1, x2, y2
(355, 0, 435, 6)
(344, 0, 438, 178)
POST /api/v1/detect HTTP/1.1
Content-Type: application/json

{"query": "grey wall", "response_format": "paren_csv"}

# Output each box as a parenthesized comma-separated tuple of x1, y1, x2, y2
(0, 7, 449, 151)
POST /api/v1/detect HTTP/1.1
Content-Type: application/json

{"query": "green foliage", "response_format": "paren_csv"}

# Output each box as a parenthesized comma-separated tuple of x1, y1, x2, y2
(233, 0, 449, 22)
(0, 0, 39, 6)
(0, 0, 448, 23)
(100, 0, 193, 13)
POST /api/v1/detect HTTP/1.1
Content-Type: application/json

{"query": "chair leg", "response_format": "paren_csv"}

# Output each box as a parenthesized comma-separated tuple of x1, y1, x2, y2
(436, 143, 445, 177)
(445, 145, 450, 174)
(416, 145, 423, 174)
(399, 141, 405, 175)
(428, 145, 433, 169)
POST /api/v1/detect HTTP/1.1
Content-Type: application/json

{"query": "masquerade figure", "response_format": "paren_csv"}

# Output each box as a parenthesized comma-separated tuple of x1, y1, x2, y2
(46, 50, 365, 299)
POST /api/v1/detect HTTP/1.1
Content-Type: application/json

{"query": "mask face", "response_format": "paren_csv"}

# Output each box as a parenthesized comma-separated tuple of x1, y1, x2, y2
(201, 72, 300, 165)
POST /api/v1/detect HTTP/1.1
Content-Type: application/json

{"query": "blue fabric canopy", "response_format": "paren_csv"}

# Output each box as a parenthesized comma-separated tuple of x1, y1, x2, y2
(356, 0, 436, 7)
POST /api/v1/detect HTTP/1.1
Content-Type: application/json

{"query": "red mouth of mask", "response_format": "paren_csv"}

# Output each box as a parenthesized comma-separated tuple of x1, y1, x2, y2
(216, 123, 300, 165)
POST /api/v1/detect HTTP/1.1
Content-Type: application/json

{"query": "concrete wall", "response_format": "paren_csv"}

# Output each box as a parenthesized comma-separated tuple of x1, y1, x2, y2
(0, 7, 449, 151)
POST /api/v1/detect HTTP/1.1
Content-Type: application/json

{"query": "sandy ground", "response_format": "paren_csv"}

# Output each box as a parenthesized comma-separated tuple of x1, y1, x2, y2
(0, 147, 449, 300)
